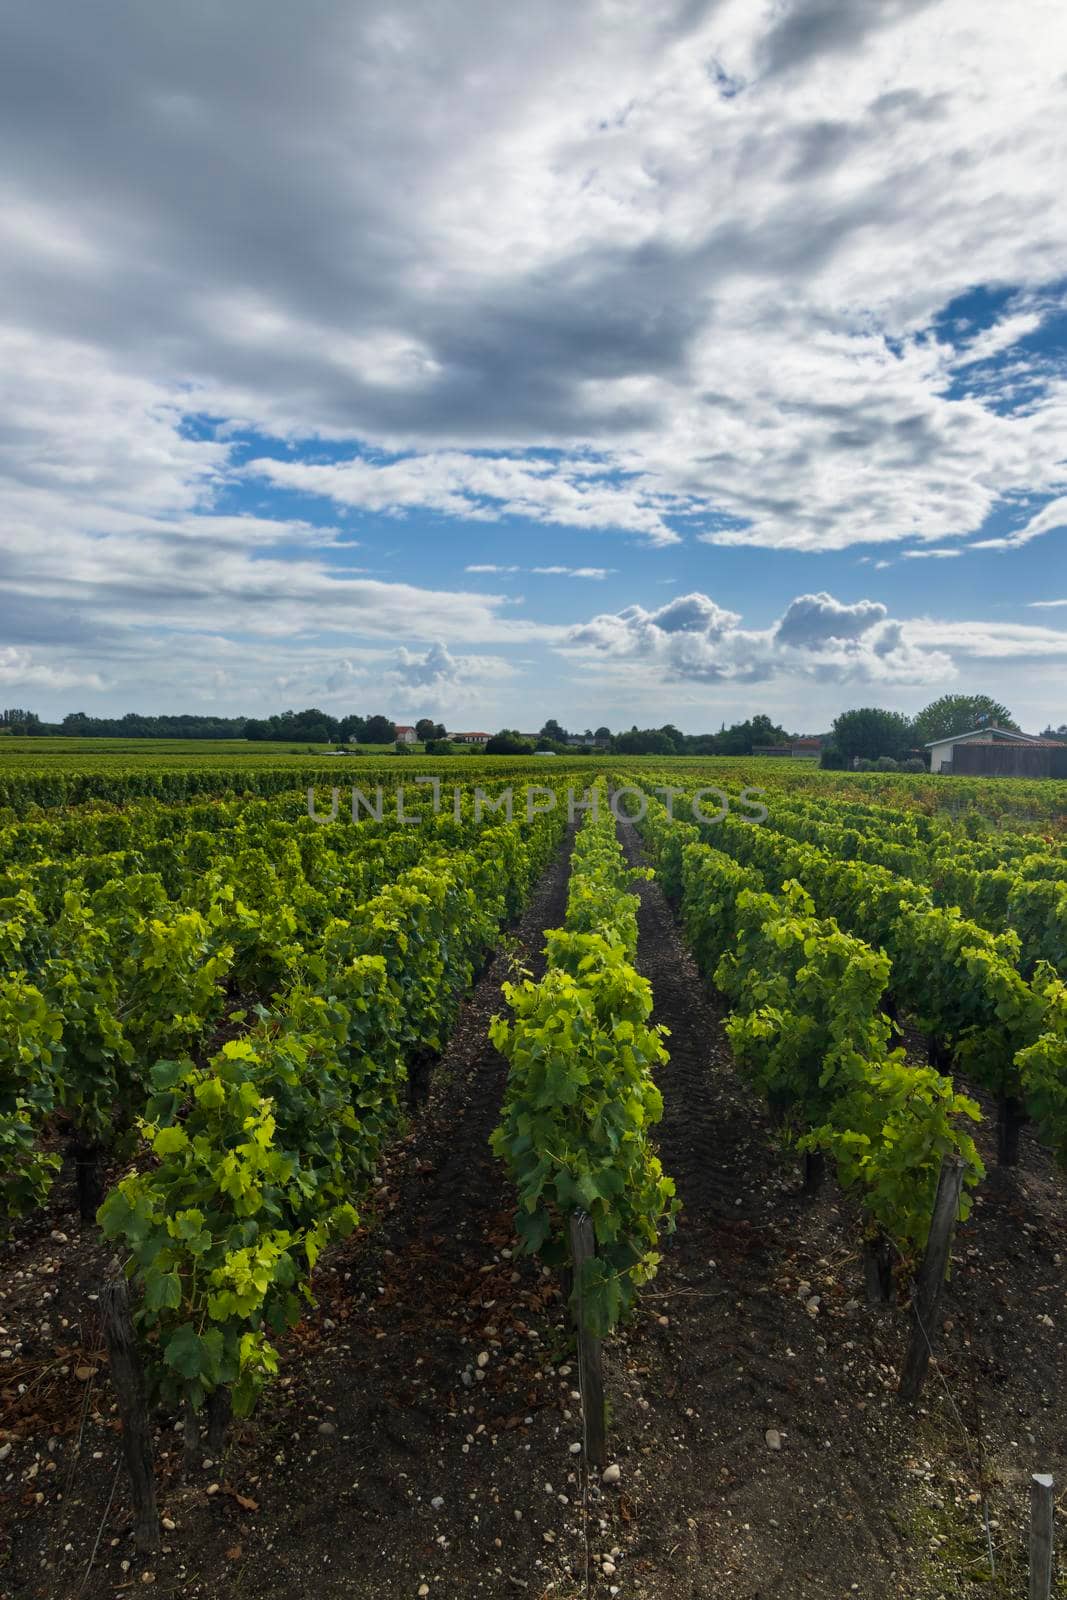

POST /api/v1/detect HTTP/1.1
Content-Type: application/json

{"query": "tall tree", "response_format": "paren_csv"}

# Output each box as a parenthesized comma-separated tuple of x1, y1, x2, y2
(912, 694, 1018, 744)
(243, 708, 340, 743)
(713, 714, 789, 755)
(362, 714, 397, 744)
(1, 708, 42, 734)
(831, 707, 913, 762)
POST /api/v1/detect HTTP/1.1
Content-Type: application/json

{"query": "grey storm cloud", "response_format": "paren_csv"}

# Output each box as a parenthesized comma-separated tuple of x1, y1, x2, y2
(0, 1, 710, 447)
(2, 0, 1064, 465)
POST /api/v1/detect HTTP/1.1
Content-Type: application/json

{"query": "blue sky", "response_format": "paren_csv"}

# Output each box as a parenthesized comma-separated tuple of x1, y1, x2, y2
(1, 0, 1065, 734)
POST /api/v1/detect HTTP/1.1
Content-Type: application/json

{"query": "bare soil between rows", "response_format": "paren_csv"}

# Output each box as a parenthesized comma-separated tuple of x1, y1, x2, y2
(2, 822, 1066, 1600)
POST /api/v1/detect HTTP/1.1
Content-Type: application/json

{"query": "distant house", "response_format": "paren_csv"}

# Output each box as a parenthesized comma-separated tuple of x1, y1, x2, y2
(925, 725, 1057, 774)
(448, 731, 490, 745)
(394, 725, 418, 744)
(753, 737, 824, 759)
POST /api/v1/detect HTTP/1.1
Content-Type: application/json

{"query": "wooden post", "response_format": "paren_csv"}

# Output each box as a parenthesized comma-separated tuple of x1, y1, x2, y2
(206, 1388, 232, 1458)
(101, 1277, 159, 1555)
(898, 1155, 965, 1402)
(182, 1397, 201, 1475)
(802, 1149, 824, 1199)
(863, 1232, 893, 1304)
(73, 1140, 104, 1224)
(996, 1095, 1025, 1167)
(1029, 1473, 1055, 1600)
(569, 1211, 606, 1472)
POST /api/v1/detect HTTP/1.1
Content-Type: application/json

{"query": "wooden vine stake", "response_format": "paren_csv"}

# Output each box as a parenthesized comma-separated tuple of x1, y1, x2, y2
(1029, 1473, 1055, 1600)
(101, 1276, 159, 1554)
(569, 1210, 606, 1472)
(898, 1154, 965, 1402)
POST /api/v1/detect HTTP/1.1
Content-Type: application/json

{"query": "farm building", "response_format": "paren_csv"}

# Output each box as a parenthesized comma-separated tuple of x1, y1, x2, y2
(926, 725, 1067, 776)
(755, 738, 824, 759)
(448, 731, 490, 745)
(394, 724, 418, 744)
(950, 739, 1067, 778)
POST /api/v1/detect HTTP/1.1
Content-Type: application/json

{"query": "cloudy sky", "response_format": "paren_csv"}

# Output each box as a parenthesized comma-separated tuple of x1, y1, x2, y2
(2, 0, 1066, 733)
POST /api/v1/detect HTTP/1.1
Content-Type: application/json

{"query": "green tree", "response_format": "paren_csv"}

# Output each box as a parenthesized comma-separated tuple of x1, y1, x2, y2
(485, 729, 534, 755)
(539, 718, 568, 742)
(1, 708, 42, 735)
(362, 714, 397, 745)
(242, 708, 340, 743)
(831, 708, 913, 763)
(613, 727, 676, 755)
(912, 694, 1018, 745)
(594, 725, 611, 742)
(712, 714, 789, 756)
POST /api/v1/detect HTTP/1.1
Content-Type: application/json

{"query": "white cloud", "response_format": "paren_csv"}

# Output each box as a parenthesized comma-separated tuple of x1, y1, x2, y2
(465, 563, 613, 578)
(322, 640, 517, 712)
(563, 587, 1067, 691)
(774, 592, 888, 648)
(2, 0, 1066, 569)
(953, 311, 1043, 367)
(247, 453, 682, 545)
(1030, 598, 1067, 608)
(563, 589, 953, 685)
(972, 496, 1067, 550)
(2, 0, 1067, 720)
(0, 645, 106, 692)
(905, 619, 1067, 659)
(531, 566, 612, 579)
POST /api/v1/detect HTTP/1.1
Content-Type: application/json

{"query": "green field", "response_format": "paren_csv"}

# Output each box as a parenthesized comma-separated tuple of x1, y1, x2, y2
(1, 735, 1064, 830)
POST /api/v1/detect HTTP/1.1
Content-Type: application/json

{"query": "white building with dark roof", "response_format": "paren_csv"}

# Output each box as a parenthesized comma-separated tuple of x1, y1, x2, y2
(925, 725, 1047, 773)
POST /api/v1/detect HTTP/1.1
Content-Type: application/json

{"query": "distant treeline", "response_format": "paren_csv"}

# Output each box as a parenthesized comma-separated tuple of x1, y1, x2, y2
(2, 710, 249, 739)
(0, 708, 400, 743)
(0, 706, 800, 752)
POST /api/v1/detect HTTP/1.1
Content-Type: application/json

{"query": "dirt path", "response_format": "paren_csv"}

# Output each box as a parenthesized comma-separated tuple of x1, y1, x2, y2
(607, 815, 919, 1599)
(2, 829, 601, 1600)
(606, 815, 1067, 1600)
